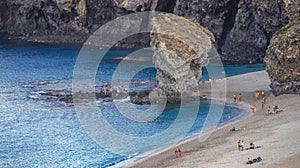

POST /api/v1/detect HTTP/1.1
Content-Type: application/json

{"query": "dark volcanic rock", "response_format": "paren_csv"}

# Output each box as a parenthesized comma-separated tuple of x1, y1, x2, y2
(264, 21, 300, 96)
(0, 0, 174, 46)
(174, 0, 300, 63)
(37, 89, 156, 105)
(0, 0, 299, 62)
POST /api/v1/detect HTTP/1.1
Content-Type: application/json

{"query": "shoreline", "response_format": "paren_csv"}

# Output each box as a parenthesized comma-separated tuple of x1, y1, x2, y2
(111, 99, 253, 168)
(111, 74, 259, 168)
(128, 70, 300, 168)
(111, 98, 253, 168)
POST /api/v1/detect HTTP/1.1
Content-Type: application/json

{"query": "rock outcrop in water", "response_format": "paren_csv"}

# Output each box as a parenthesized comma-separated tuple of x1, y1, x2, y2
(264, 21, 300, 96)
(150, 14, 215, 103)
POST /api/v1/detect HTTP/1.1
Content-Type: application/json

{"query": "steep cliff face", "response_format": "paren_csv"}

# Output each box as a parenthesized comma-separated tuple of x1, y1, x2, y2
(0, 0, 174, 44)
(264, 21, 300, 96)
(174, 0, 292, 63)
(0, 0, 131, 43)
(150, 14, 215, 103)
(2, 0, 88, 36)
(0, 0, 299, 63)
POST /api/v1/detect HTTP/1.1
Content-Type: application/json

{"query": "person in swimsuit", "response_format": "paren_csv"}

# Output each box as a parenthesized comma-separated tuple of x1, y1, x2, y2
(249, 140, 255, 149)
(238, 93, 242, 102)
(175, 148, 181, 158)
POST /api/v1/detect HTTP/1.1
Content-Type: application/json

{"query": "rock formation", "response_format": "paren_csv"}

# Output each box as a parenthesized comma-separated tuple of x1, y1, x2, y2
(0, 0, 299, 63)
(264, 21, 300, 96)
(150, 14, 215, 103)
(173, 0, 295, 63)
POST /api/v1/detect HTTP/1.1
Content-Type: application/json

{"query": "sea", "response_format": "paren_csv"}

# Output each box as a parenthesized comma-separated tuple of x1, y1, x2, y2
(0, 39, 266, 167)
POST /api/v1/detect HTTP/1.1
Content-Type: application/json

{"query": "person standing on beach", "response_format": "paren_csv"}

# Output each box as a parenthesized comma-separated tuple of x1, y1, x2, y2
(238, 140, 241, 151)
(241, 141, 245, 151)
(238, 93, 242, 102)
(238, 140, 244, 151)
(255, 91, 260, 100)
(261, 100, 265, 110)
(261, 90, 265, 97)
(262, 96, 267, 104)
(249, 139, 255, 149)
(104, 85, 109, 97)
(234, 94, 237, 102)
(267, 106, 271, 114)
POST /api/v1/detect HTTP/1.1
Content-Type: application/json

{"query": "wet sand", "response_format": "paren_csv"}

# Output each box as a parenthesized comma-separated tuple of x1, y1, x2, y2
(129, 71, 300, 168)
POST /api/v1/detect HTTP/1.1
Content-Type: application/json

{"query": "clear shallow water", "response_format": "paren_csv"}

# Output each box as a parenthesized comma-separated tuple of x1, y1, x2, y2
(0, 40, 265, 167)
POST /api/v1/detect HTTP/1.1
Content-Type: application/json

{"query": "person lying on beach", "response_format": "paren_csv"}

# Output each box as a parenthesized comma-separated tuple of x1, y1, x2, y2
(246, 157, 253, 164)
(246, 157, 262, 164)
(250, 107, 256, 112)
(270, 105, 283, 114)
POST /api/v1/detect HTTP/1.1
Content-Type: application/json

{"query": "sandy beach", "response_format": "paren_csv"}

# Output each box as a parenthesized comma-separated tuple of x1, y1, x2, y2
(129, 71, 300, 168)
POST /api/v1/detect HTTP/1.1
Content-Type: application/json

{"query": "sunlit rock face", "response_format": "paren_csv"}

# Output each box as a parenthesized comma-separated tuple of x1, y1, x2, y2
(264, 21, 300, 96)
(150, 14, 215, 103)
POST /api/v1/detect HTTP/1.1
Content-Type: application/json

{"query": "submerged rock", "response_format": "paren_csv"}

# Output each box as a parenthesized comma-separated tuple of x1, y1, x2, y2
(264, 21, 300, 96)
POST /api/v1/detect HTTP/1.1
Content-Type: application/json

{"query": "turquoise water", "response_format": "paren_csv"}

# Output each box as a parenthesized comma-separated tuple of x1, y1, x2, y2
(0, 40, 265, 167)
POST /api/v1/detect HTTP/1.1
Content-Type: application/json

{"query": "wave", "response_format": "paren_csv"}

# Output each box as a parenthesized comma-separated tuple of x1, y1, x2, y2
(113, 96, 131, 103)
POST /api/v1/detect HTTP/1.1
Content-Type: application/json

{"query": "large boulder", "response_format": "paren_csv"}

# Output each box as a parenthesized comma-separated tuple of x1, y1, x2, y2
(264, 21, 300, 95)
(150, 14, 215, 103)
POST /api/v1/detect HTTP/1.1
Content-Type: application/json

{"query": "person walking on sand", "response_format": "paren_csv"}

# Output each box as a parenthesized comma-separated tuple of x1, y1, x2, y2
(238, 93, 242, 102)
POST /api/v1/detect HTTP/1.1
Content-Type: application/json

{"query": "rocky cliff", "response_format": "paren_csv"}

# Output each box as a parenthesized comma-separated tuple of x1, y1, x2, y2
(173, 0, 300, 63)
(0, 0, 299, 63)
(0, 0, 171, 45)
(0, 0, 128, 43)
(264, 21, 300, 96)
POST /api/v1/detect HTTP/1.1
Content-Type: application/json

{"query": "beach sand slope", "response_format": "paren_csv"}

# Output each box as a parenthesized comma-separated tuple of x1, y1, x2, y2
(129, 71, 300, 168)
